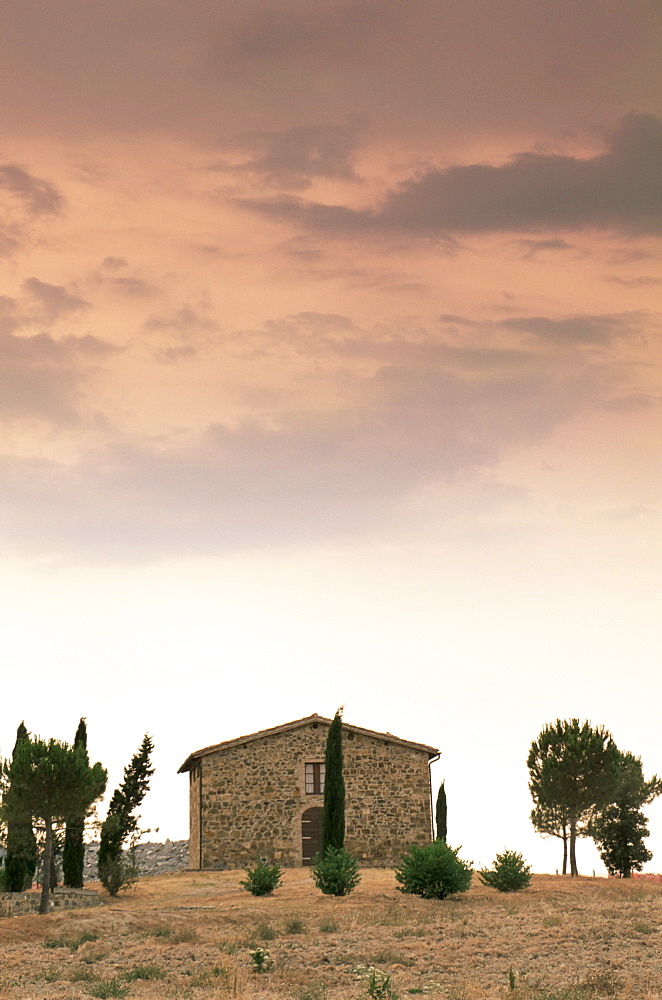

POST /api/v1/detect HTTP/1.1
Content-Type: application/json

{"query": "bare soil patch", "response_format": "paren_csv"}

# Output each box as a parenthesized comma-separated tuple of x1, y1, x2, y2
(0, 870, 660, 999)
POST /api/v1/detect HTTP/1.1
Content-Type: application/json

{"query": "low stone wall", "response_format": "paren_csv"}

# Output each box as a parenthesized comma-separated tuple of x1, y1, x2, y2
(0, 887, 102, 917)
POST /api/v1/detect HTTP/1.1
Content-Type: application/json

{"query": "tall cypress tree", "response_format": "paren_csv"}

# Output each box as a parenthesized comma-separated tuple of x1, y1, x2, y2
(98, 734, 154, 879)
(321, 709, 345, 853)
(435, 782, 447, 841)
(63, 718, 88, 888)
(4, 723, 37, 891)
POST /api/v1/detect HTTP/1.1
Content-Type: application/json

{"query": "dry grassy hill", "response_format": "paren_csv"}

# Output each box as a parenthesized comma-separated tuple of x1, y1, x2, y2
(0, 870, 660, 1000)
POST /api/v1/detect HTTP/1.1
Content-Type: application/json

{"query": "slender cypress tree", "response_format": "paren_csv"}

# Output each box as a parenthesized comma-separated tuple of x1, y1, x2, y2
(435, 782, 447, 841)
(4, 723, 37, 891)
(63, 718, 88, 888)
(98, 734, 154, 879)
(321, 710, 345, 853)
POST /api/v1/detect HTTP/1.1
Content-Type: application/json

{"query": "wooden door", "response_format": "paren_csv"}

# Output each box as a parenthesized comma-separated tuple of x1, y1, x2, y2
(301, 807, 323, 865)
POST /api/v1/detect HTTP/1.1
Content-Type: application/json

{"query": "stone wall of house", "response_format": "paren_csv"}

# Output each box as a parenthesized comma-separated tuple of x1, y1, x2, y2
(192, 720, 433, 869)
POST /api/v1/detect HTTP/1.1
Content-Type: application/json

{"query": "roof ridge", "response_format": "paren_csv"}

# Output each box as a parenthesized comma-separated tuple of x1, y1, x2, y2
(178, 714, 439, 772)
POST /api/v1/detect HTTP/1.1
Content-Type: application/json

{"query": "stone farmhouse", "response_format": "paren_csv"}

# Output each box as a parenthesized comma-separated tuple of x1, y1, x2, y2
(178, 714, 439, 869)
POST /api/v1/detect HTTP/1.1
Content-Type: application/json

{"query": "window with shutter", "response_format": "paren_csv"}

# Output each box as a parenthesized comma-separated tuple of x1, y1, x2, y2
(304, 761, 325, 794)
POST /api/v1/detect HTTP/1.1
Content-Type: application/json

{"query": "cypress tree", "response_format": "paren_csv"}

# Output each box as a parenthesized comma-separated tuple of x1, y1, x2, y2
(4, 723, 37, 891)
(435, 782, 447, 841)
(98, 734, 154, 879)
(63, 718, 88, 888)
(321, 710, 345, 853)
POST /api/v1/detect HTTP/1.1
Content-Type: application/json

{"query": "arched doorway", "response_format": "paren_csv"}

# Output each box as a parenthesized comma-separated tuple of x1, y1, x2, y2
(301, 807, 323, 865)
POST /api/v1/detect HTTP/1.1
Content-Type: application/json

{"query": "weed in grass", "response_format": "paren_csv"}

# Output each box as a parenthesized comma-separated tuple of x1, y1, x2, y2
(70, 968, 97, 982)
(124, 963, 167, 980)
(319, 917, 338, 933)
(285, 917, 307, 934)
(149, 924, 174, 938)
(632, 920, 654, 934)
(172, 927, 198, 943)
(81, 949, 108, 964)
(249, 946, 273, 973)
(32, 967, 62, 982)
(255, 919, 278, 940)
(355, 966, 398, 1000)
(44, 930, 100, 951)
(86, 979, 130, 999)
(394, 927, 427, 940)
(542, 915, 563, 928)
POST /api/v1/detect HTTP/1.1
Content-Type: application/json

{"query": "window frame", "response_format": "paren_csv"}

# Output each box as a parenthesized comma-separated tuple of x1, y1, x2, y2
(304, 761, 325, 795)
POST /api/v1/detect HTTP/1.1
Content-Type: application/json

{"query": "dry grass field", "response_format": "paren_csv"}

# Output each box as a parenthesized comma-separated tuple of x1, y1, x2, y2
(0, 870, 660, 1000)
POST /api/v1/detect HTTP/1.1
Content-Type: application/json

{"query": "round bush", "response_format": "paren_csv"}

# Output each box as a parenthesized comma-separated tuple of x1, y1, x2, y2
(395, 841, 473, 899)
(240, 860, 283, 896)
(310, 846, 361, 896)
(479, 849, 532, 892)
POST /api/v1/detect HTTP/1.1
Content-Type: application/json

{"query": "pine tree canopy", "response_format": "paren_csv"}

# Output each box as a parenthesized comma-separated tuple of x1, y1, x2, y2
(527, 718, 620, 876)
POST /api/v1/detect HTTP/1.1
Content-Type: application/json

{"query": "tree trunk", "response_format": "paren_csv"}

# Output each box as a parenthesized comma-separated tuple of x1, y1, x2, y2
(569, 814, 578, 877)
(562, 829, 568, 875)
(40, 819, 53, 915)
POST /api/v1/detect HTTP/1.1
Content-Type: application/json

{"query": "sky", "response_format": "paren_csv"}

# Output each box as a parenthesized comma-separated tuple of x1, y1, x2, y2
(0, 0, 660, 876)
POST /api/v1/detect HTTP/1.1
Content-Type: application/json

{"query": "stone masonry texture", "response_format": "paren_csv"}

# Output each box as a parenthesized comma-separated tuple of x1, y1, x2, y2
(182, 717, 437, 869)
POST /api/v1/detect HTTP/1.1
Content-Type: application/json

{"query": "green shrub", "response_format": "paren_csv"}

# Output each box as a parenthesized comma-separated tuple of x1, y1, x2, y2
(479, 850, 532, 892)
(98, 857, 140, 897)
(394, 841, 472, 899)
(310, 846, 361, 896)
(240, 860, 283, 896)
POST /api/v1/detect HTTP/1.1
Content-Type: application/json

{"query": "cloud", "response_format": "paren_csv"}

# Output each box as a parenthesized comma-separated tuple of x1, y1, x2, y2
(0, 327, 119, 424)
(143, 305, 220, 336)
(0, 306, 650, 562)
(240, 115, 662, 236)
(601, 392, 661, 412)
(516, 238, 575, 257)
(497, 312, 643, 345)
(23, 277, 89, 322)
(0, 164, 64, 215)
(218, 122, 363, 191)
